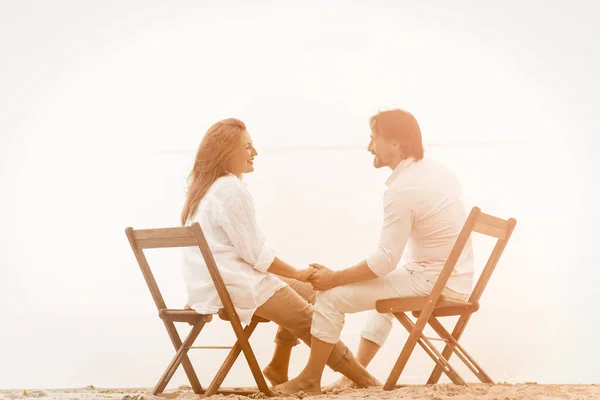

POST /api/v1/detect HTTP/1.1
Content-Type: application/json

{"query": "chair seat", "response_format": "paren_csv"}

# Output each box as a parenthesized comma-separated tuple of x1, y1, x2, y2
(376, 295, 479, 317)
(159, 309, 214, 323)
(160, 308, 269, 324)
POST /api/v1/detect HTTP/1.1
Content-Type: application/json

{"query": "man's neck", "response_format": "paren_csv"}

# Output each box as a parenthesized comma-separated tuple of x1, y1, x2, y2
(388, 156, 406, 171)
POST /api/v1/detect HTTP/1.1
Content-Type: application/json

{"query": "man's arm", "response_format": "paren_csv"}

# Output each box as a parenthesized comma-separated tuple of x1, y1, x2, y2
(309, 260, 376, 291)
(363, 189, 413, 276)
(310, 189, 413, 291)
(333, 260, 377, 285)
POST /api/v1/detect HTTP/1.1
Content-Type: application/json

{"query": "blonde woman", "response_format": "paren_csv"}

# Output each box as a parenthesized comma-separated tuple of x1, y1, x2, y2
(181, 118, 378, 390)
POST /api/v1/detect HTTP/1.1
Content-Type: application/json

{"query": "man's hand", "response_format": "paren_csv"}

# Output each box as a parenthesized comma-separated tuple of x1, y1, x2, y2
(295, 266, 319, 282)
(308, 263, 339, 291)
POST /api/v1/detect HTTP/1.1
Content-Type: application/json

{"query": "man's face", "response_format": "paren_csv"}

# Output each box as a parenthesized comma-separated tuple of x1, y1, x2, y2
(367, 130, 395, 168)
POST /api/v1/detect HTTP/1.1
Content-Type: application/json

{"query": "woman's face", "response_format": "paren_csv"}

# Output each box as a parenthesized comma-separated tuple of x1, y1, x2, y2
(228, 130, 258, 177)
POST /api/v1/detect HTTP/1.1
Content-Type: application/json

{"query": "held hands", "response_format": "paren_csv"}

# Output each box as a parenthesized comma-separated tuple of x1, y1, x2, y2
(306, 263, 339, 291)
(294, 263, 340, 291)
(295, 266, 319, 283)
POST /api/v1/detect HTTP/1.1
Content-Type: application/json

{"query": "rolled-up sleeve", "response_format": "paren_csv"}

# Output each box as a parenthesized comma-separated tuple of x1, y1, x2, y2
(365, 189, 413, 277)
(218, 186, 275, 273)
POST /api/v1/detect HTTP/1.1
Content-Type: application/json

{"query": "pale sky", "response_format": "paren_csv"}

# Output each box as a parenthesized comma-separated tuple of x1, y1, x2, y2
(1, 0, 599, 390)
(2, 0, 598, 155)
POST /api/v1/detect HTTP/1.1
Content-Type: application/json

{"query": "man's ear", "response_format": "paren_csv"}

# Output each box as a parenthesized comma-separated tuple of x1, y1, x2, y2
(391, 141, 405, 158)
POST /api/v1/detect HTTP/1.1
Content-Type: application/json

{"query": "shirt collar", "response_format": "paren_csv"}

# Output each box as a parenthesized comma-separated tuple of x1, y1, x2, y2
(385, 157, 416, 187)
(226, 172, 247, 187)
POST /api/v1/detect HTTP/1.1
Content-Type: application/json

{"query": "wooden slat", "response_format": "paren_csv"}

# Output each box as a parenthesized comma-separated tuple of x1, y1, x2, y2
(432, 304, 479, 317)
(473, 221, 507, 240)
(130, 227, 198, 249)
(478, 212, 509, 230)
(377, 295, 477, 315)
(377, 296, 429, 313)
(473, 213, 509, 239)
(159, 309, 213, 324)
(133, 227, 192, 239)
(413, 301, 479, 317)
(135, 237, 198, 249)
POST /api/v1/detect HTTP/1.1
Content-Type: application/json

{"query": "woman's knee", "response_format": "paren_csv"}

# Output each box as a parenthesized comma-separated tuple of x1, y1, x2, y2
(274, 326, 301, 347)
(288, 279, 317, 304)
(274, 298, 313, 339)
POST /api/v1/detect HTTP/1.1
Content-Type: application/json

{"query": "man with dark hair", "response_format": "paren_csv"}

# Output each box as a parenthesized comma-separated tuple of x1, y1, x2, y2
(275, 109, 474, 395)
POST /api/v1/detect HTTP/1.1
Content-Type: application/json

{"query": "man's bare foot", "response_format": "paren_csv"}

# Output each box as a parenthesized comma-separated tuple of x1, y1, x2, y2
(273, 376, 321, 396)
(263, 364, 288, 386)
(323, 376, 356, 393)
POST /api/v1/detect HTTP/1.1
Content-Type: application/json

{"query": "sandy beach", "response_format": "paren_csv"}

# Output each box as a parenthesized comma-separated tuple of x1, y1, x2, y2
(2, 384, 598, 400)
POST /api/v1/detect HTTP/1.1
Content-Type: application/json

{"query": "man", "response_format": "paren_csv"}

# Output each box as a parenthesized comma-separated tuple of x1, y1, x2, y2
(274, 108, 474, 395)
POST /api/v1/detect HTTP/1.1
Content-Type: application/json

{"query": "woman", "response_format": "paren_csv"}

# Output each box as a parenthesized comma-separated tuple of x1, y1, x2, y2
(180, 118, 378, 392)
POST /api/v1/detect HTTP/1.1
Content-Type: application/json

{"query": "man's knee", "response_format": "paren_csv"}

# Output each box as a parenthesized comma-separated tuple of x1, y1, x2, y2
(315, 286, 350, 314)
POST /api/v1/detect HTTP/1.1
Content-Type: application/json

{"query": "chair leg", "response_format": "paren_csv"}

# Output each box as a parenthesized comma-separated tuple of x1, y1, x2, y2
(202, 320, 260, 397)
(428, 317, 493, 384)
(384, 311, 439, 390)
(154, 320, 206, 395)
(427, 314, 472, 385)
(394, 313, 466, 386)
(231, 319, 273, 397)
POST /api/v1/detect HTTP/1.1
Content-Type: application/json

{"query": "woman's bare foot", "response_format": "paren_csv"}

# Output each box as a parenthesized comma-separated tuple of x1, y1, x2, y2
(357, 375, 381, 389)
(327, 375, 381, 391)
(323, 376, 356, 393)
(273, 376, 321, 396)
(263, 364, 288, 386)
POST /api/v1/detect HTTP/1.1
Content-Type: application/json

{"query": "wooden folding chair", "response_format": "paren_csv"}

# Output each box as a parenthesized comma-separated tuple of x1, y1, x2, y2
(375, 207, 517, 390)
(125, 222, 274, 397)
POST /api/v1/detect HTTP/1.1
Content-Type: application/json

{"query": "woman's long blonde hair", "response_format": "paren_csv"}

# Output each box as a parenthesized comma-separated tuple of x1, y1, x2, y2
(181, 118, 246, 225)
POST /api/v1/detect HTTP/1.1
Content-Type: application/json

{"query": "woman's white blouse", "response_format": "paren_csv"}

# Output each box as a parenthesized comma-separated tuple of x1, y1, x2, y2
(182, 174, 286, 325)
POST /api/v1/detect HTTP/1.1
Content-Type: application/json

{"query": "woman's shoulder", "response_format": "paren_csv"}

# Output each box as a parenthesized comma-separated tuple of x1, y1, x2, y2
(209, 174, 248, 201)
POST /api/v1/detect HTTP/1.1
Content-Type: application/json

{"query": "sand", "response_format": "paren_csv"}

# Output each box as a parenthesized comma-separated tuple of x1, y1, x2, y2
(1, 384, 598, 400)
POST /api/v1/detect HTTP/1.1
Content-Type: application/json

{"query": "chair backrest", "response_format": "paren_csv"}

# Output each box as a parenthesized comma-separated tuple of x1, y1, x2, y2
(469, 208, 517, 303)
(429, 207, 517, 304)
(125, 223, 240, 321)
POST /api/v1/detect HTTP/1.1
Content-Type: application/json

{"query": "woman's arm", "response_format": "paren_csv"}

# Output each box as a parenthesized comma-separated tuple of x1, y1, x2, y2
(267, 257, 317, 281)
(218, 186, 315, 281)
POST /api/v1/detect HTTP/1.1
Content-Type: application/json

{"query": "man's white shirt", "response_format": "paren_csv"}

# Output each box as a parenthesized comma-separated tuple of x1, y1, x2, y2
(365, 157, 474, 294)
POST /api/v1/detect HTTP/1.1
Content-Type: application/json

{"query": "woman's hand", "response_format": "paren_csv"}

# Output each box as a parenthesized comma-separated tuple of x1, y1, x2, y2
(295, 266, 319, 282)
